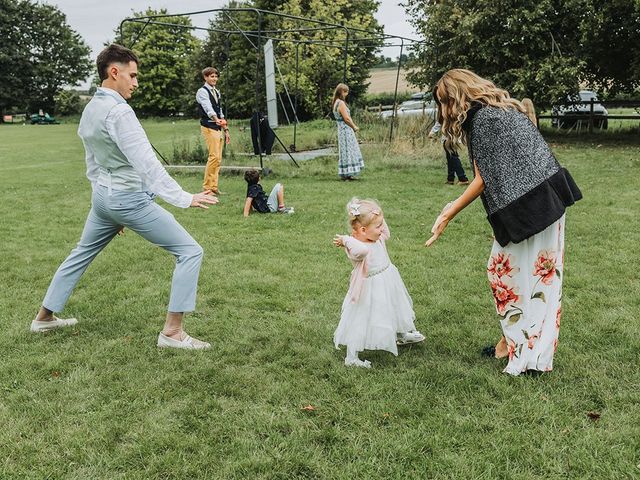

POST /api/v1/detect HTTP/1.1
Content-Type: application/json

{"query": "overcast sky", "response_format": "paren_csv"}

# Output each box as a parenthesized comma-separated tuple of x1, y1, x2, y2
(42, 0, 419, 87)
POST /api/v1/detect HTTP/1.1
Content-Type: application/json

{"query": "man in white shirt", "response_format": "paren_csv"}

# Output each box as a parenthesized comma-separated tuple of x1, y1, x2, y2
(30, 44, 217, 350)
(196, 67, 228, 195)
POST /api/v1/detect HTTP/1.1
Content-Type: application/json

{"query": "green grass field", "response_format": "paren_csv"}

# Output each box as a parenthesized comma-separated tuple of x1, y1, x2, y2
(0, 120, 639, 479)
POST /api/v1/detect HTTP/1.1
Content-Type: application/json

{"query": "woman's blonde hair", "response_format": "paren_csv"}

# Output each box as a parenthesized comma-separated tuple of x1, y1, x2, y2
(332, 83, 349, 108)
(433, 69, 525, 151)
(346, 197, 383, 228)
(521, 97, 537, 124)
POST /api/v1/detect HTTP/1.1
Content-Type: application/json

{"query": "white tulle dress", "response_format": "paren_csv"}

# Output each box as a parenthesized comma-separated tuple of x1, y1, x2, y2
(333, 224, 417, 356)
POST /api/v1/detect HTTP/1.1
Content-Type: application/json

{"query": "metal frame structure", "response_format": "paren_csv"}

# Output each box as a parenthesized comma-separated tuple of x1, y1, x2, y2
(119, 8, 422, 166)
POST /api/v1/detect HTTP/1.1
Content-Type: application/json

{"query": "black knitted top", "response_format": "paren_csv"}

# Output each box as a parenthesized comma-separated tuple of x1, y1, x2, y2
(463, 104, 582, 246)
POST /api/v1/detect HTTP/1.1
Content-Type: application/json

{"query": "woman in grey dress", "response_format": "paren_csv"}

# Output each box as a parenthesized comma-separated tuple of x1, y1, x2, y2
(332, 83, 364, 180)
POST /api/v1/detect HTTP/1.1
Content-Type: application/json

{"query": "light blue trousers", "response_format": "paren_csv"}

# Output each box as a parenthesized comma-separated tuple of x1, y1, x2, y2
(43, 186, 203, 313)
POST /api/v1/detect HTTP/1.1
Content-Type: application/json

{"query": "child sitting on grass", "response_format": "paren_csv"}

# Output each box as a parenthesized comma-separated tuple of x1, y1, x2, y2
(333, 198, 425, 368)
(243, 169, 294, 217)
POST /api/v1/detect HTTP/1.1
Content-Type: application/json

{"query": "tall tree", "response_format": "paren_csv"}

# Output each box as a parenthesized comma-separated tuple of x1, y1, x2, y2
(404, 0, 640, 107)
(0, 0, 91, 116)
(190, 1, 263, 119)
(404, 0, 586, 108)
(276, 0, 382, 118)
(193, 0, 382, 119)
(578, 0, 640, 96)
(116, 8, 201, 116)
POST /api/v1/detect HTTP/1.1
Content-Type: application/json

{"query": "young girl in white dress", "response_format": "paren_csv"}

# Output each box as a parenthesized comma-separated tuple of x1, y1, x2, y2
(333, 198, 425, 368)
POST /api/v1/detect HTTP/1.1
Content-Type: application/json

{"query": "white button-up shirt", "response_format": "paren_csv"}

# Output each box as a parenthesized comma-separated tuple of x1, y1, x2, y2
(84, 87, 192, 208)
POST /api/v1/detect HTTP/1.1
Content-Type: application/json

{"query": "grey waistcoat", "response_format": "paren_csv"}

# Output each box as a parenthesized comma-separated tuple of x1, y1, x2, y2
(78, 89, 145, 192)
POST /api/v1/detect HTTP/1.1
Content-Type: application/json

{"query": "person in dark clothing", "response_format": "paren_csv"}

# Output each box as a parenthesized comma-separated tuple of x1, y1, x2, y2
(243, 169, 294, 216)
(250, 112, 276, 155)
(428, 120, 469, 185)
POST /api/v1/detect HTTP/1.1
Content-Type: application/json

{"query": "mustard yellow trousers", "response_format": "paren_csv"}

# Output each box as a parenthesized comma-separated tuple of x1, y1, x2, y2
(201, 126, 224, 192)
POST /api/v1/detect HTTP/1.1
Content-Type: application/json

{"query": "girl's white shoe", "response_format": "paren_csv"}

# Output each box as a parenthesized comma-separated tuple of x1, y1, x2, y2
(344, 358, 372, 368)
(396, 331, 426, 345)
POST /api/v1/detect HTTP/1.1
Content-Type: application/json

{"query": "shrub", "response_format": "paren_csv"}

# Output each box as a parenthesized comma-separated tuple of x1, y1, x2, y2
(171, 138, 207, 165)
(54, 90, 83, 116)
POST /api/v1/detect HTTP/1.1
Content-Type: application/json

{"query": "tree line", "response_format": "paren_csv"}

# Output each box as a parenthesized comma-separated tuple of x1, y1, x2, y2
(119, 0, 382, 120)
(404, 0, 640, 109)
(2, 0, 639, 119)
(0, 0, 382, 120)
(0, 0, 92, 117)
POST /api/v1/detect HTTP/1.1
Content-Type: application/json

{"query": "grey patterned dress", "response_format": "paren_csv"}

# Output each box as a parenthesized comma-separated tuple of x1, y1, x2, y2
(333, 100, 364, 178)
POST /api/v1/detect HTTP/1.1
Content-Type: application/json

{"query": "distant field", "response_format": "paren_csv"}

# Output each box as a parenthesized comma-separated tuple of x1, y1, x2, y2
(367, 67, 420, 94)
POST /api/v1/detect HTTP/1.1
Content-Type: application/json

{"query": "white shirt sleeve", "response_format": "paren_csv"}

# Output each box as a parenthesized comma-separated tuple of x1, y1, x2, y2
(196, 87, 216, 119)
(82, 139, 99, 191)
(429, 121, 441, 136)
(106, 103, 193, 208)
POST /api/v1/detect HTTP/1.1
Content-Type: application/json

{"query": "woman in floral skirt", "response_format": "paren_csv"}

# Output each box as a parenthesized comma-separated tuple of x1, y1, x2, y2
(332, 83, 364, 180)
(425, 69, 582, 376)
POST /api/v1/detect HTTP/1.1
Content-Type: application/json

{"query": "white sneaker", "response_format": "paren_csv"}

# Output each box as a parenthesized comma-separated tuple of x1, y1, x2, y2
(157, 332, 211, 350)
(30, 316, 78, 332)
(396, 331, 426, 345)
(344, 358, 372, 368)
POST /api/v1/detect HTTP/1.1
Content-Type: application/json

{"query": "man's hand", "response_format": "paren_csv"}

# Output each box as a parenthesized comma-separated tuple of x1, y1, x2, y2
(190, 191, 219, 209)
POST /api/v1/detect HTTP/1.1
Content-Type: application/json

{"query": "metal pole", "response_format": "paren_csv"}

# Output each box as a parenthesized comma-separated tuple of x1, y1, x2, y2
(389, 38, 404, 142)
(294, 43, 299, 151)
(119, 19, 151, 49)
(256, 11, 263, 169)
(589, 97, 594, 133)
(342, 30, 349, 83)
(224, 33, 231, 119)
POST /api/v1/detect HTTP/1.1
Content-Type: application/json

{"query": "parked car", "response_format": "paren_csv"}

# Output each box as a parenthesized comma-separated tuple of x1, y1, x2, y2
(30, 112, 59, 125)
(379, 92, 437, 120)
(552, 90, 608, 129)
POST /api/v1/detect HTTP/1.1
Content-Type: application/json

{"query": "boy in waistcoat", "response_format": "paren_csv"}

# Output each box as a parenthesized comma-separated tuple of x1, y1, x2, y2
(196, 67, 229, 195)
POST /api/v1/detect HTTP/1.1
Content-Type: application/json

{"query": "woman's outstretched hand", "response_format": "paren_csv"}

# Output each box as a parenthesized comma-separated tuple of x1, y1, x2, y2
(425, 217, 448, 246)
(425, 169, 484, 247)
(425, 202, 453, 247)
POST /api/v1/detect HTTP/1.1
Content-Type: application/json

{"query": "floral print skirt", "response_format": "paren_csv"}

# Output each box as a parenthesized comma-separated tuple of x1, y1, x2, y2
(487, 215, 565, 376)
